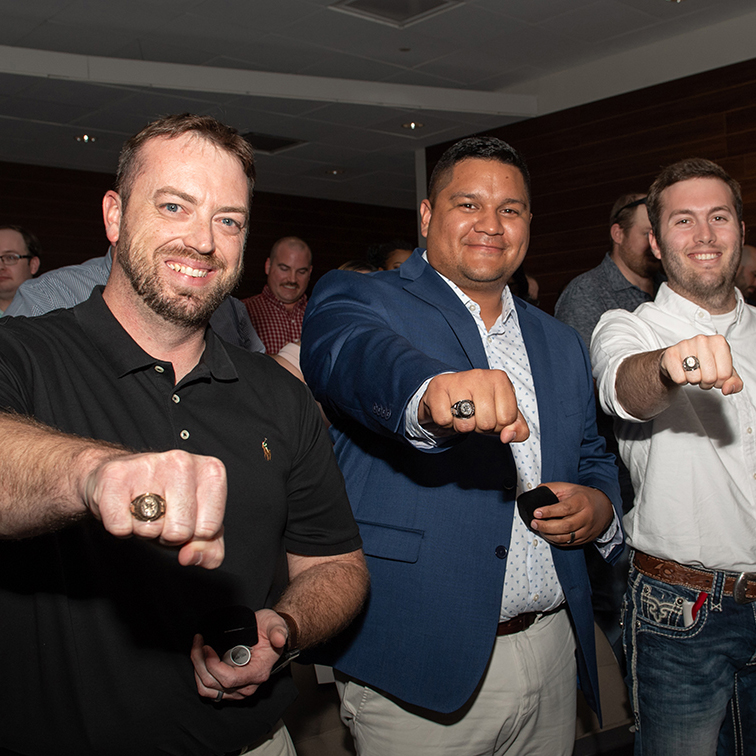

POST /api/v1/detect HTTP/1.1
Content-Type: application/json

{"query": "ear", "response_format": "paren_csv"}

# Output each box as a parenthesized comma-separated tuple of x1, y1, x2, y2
(649, 230, 662, 261)
(419, 199, 433, 239)
(610, 223, 625, 247)
(103, 191, 123, 245)
(29, 257, 40, 276)
(264, 257, 271, 275)
(741, 221, 746, 246)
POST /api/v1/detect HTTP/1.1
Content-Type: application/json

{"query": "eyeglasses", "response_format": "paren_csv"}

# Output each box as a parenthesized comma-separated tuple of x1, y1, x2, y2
(0, 254, 34, 266)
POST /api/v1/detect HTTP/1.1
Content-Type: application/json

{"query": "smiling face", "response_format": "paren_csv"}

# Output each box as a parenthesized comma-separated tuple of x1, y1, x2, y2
(103, 133, 248, 328)
(650, 177, 744, 313)
(420, 158, 531, 298)
(265, 240, 312, 308)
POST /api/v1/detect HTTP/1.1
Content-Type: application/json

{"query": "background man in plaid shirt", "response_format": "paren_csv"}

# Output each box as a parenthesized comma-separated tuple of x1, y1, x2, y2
(243, 236, 312, 354)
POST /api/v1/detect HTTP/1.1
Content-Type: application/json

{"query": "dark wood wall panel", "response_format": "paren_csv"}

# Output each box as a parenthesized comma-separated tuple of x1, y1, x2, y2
(0, 160, 416, 300)
(428, 57, 756, 314)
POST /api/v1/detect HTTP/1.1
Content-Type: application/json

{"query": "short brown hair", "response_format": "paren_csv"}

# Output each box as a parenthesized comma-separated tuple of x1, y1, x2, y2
(115, 113, 256, 209)
(609, 193, 646, 232)
(0, 224, 41, 258)
(646, 158, 742, 239)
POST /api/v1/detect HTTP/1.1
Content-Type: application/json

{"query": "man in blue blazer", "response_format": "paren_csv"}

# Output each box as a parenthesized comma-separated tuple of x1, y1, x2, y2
(301, 137, 623, 756)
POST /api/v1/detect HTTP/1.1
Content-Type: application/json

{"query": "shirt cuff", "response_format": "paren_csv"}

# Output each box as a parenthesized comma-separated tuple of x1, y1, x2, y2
(593, 509, 622, 558)
(405, 377, 440, 449)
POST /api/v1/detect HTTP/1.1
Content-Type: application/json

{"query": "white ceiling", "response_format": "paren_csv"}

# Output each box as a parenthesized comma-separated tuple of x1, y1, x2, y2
(2, 0, 756, 209)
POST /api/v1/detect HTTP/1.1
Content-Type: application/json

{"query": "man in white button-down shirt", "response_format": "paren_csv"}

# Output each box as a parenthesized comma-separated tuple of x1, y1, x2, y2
(592, 157, 756, 756)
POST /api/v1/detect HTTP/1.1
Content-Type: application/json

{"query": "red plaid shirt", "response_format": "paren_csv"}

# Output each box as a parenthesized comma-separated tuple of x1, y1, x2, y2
(242, 285, 308, 354)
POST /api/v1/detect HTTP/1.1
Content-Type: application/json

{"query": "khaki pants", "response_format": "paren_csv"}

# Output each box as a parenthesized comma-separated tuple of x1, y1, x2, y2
(336, 609, 576, 756)
(242, 721, 297, 756)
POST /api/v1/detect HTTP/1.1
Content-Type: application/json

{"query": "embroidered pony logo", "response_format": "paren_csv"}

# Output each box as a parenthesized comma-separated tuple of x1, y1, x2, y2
(262, 438, 271, 461)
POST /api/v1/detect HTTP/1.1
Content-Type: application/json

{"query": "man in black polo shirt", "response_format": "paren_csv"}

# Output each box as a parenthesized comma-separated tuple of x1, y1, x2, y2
(0, 114, 368, 756)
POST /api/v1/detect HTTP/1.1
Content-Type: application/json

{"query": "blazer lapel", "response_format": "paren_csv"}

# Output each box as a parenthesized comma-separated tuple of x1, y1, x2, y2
(400, 252, 489, 370)
(515, 299, 557, 484)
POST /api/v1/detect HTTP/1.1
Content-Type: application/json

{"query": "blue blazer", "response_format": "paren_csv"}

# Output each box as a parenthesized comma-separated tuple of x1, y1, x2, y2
(301, 251, 622, 716)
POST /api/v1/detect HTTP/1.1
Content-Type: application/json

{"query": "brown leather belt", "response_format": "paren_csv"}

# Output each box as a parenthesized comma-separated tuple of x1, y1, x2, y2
(634, 551, 756, 604)
(497, 612, 538, 636)
(496, 605, 565, 636)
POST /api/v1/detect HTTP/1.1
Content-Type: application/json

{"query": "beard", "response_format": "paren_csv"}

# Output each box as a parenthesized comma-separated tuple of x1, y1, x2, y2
(657, 236, 739, 309)
(629, 250, 661, 280)
(116, 223, 243, 328)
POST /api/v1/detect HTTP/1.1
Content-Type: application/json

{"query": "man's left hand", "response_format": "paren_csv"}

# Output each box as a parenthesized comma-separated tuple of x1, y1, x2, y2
(528, 483, 613, 546)
(191, 609, 289, 701)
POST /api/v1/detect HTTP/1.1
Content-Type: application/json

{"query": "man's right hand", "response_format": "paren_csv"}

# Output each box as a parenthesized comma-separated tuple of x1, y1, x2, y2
(418, 369, 529, 444)
(81, 449, 227, 569)
(659, 334, 743, 395)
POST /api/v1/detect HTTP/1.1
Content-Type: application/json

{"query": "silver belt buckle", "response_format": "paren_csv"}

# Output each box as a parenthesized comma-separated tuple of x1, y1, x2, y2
(733, 572, 756, 604)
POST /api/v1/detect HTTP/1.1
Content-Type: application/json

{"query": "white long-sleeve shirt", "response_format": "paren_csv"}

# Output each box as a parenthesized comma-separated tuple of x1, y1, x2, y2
(592, 283, 756, 572)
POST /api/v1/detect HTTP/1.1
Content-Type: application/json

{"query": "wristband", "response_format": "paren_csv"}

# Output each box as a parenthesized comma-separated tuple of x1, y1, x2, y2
(275, 611, 299, 650)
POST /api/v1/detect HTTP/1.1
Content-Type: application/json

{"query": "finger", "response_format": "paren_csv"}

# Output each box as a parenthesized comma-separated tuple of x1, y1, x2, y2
(532, 501, 571, 520)
(660, 348, 687, 385)
(723, 369, 744, 395)
(449, 397, 477, 433)
(158, 453, 201, 546)
(697, 346, 723, 390)
(191, 635, 225, 696)
(178, 528, 225, 569)
(499, 409, 529, 443)
(92, 459, 167, 540)
(536, 529, 580, 546)
(193, 456, 227, 540)
(268, 624, 288, 651)
(467, 392, 497, 434)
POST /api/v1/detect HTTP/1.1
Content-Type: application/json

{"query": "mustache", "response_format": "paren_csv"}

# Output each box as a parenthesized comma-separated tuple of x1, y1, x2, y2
(157, 244, 227, 272)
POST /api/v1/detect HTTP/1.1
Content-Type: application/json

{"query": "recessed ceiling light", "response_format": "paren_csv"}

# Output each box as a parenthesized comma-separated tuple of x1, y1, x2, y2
(402, 121, 424, 130)
(75, 134, 96, 143)
(326, 168, 345, 175)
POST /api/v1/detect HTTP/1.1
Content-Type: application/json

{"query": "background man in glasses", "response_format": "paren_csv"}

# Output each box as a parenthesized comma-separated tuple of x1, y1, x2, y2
(0, 224, 40, 315)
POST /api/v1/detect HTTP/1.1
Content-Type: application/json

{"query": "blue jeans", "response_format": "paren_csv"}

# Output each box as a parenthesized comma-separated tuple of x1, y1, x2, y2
(624, 561, 756, 756)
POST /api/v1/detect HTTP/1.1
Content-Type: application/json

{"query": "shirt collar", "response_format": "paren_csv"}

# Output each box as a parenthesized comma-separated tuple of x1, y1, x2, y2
(654, 281, 744, 333)
(421, 251, 516, 332)
(74, 286, 238, 382)
(602, 253, 640, 293)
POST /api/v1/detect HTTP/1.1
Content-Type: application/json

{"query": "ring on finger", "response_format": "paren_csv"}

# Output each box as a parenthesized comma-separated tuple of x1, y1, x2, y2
(215, 689, 224, 703)
(450, 400, 475, 419)
(682, 355, 700, 372)
(130, 492, 166, 522)
(567, 531, 576, 545)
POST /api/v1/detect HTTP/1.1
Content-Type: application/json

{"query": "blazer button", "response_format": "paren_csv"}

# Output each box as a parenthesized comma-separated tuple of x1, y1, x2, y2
(495, 545, 508, 559)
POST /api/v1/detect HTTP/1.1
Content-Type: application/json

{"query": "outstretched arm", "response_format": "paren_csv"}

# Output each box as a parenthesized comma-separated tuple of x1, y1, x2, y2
(615, 334, 742, 420)
(0, 412, 227, 568)
(417, 369, 529, 444)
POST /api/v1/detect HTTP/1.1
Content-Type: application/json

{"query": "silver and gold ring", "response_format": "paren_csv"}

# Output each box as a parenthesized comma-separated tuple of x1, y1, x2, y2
(130, 493, 167, 522)
(450, 400, 475, 419)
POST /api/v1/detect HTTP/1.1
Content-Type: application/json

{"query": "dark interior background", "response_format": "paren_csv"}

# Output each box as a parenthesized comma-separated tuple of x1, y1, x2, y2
(4, 56, 756, 311)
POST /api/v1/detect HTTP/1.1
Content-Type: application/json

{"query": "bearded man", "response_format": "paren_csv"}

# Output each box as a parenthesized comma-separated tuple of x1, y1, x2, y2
(0, 113, 368, 756)
(592, 158, 756, 756)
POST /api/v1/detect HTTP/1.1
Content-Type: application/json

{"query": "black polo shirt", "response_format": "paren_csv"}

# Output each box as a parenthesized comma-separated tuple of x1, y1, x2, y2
(0, 288, 361, 756)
